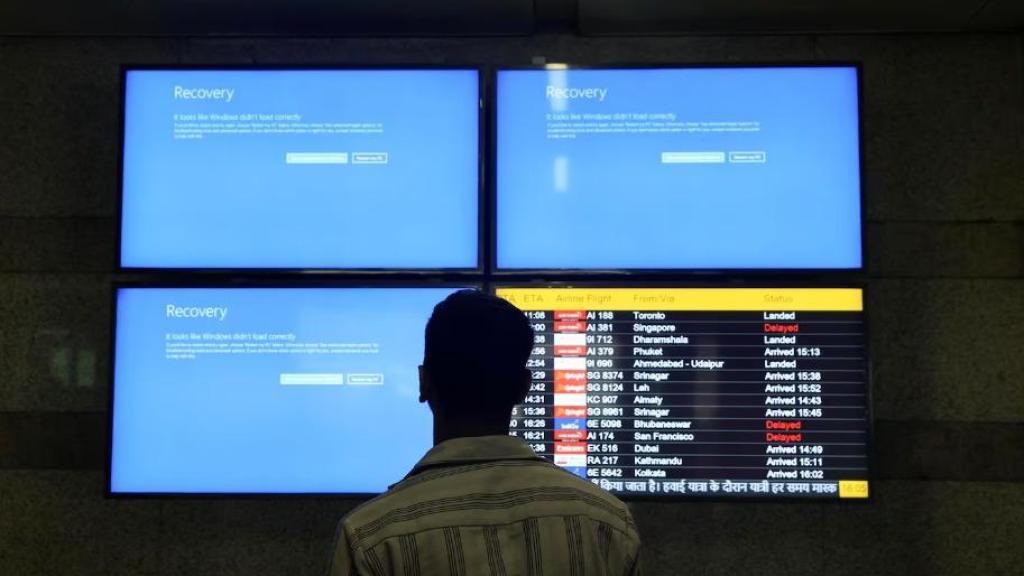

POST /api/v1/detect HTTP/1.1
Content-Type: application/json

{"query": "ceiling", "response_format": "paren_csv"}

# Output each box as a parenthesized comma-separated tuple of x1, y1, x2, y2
(0, 0, 1021, 36)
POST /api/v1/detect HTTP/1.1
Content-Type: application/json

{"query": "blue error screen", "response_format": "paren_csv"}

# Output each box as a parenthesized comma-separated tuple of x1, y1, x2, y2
(496, 67, 862, 270)
(110, 287, 461, 494)
(121, 70, 479, 269)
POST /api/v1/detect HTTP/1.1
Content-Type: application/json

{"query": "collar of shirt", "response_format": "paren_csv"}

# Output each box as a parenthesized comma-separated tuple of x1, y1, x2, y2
(400, 435, 547, 483)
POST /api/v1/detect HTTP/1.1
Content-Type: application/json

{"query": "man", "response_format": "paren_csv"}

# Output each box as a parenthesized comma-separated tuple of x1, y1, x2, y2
(330, 289, 642, 575)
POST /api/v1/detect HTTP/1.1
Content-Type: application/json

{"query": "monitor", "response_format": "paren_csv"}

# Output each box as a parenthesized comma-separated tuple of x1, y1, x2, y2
(496, 66, 862, 270)
(110, 286, 464, 494)
(496, 286, 870, 499)
(120, 69, 479, 269)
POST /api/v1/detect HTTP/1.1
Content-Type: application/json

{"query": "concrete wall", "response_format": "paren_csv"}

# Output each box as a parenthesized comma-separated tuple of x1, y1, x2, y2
(1, 33, 1022, 575)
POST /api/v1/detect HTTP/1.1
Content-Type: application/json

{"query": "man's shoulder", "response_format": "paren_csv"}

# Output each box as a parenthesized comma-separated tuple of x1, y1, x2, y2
(341, 459, 635, 537)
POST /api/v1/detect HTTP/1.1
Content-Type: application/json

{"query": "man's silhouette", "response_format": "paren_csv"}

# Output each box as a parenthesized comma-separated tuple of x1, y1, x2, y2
(330, 289, 642, 575)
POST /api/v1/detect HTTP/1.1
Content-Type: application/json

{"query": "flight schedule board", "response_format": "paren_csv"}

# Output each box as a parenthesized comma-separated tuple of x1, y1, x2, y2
(496, 287, 870, 500)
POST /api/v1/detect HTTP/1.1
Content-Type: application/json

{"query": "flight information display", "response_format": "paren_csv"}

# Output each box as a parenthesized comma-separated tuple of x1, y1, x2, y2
(496, 67, 862, 270)
(110, 286, 463, 494)
(121, 69, 479, 269)
(497, 287, 870, 499)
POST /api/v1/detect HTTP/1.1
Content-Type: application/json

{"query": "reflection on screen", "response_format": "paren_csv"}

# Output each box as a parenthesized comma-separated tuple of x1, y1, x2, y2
(121, 70, 479, 269)
(110, 287, 461, 493)
(497, 67, 862, 270)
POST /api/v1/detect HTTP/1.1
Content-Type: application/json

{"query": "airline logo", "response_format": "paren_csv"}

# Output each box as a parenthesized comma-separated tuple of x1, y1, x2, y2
(554, 429, 586, 441)
(555, 407, 587, 419)
(563, 466, 588, 479)
(554, 310, 586, 321)
(554, 442, 588, 468)
(555, 441, 587, 454)
(552, 414, 585, 428)
(554, 370, 587, 386)
(553, 334, 587, 356)
(554, 357, 587, 371)
(554, 345, 586, 356)
(554, 333, 586, 346)
(554, 393, 587, 407)
(554, 454, 588, 467)
(554, 381, 586, 394)
(554, 321, 586, 333)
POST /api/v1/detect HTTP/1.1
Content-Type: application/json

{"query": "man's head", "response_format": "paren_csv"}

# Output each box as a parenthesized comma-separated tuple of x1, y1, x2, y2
(420, 290, 534, 428)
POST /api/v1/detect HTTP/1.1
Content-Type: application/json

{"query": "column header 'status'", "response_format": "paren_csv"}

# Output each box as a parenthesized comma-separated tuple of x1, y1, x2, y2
(495, 288, 863, 312)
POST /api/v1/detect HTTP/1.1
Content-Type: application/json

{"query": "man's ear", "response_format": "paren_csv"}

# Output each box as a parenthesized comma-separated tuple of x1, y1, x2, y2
(418, 365, 431, 404)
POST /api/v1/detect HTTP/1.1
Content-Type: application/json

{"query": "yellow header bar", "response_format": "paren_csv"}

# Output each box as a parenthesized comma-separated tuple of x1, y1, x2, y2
(496, 287, 863, 312)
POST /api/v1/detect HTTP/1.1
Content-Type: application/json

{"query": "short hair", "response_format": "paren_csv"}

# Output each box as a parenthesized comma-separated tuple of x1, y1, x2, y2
(423, 289, 534, 415)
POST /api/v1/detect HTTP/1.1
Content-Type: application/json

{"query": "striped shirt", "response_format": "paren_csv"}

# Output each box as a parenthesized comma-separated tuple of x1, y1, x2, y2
(329, 435, 642, 576)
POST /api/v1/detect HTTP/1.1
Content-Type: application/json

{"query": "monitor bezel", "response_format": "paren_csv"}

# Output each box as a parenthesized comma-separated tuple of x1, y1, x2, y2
(105, 280, 482, 499)
(116, 65, 486, 274)
(489, 63, 866, 276)
(107, 61, 872, 503)
(489, 279, 874, 503)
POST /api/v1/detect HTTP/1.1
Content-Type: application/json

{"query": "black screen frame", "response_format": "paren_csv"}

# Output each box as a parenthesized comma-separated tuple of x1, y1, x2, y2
(489, 62, 867, 277)
(489, 279, 874, 503)
(107, 61, 872, 502)
(116, 64, 487, 275)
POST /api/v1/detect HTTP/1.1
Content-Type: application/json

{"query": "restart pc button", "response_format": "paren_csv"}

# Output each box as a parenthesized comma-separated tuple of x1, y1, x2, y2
(729, 151, 767, 163)
(348, 373, 384, 385)
(352, 152, 389, 165)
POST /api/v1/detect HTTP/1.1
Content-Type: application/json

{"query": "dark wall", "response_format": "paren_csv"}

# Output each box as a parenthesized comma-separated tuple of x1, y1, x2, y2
(1, 33, 1022, 575)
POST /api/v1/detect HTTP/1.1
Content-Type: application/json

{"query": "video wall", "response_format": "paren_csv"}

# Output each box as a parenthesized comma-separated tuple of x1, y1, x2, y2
(111, 66, 869, 499)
